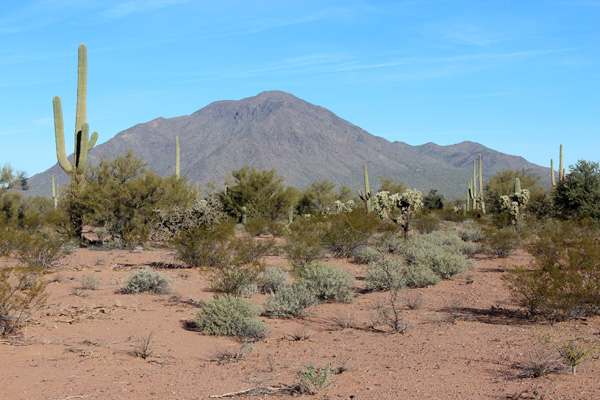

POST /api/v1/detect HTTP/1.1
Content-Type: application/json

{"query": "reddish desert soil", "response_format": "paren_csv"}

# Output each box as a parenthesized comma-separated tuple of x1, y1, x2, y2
(1, 244, 599, 400)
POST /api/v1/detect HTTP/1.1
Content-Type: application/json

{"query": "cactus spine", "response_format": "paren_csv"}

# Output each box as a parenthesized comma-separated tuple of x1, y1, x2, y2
(53, 44, 98, 180)
(175, 135, 180, 179)
(357, 163, 373, 212)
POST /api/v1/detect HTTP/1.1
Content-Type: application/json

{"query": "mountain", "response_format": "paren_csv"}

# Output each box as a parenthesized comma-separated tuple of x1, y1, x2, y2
(28, 90, 551, 199)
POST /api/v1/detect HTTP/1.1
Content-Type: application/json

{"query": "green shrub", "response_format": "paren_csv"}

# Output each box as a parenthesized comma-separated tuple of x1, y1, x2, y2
(228, 236, 275, 266)
(73, 151, 196, 245)
(120, 268, 173, 294)
(13, 229, 68, 270)
(365, 257, 406, 292)
(459, 220, 485, 242)
(322, 208, 380, 258)
(404, 264, 442, 287)
(259, 267, 289, 294)
(172, 224, 233, 269)
(195, 295, 268, 339)
(401, 233, 475, 280)
(296, 364, 335, 395)
(296, 263, 354, 303)
(503, 220, 600, 320)
(483, 227, 522, 258)
(210, 265, 263, 296)
(79, 274, 101, 290)
(263, 283, 319, 318)
(412, 212, 442, 234)
(0, 265, 48, 337)
(153, 197, 225, 240)
(284, 216, 327, 267)
(351, 245, 384, 265)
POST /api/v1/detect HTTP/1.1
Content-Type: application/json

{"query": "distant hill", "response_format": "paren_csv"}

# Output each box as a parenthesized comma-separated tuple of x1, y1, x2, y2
(28, 90, 551, 199)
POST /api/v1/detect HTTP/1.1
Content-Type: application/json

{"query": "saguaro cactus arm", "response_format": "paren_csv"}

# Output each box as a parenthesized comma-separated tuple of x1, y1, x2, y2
(53, 96, 73, 174)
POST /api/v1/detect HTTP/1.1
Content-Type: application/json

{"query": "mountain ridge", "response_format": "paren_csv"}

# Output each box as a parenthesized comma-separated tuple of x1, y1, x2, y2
(28, 90, 551, 199)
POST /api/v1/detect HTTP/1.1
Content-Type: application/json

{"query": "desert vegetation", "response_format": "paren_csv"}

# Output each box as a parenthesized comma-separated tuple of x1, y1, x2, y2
(2, 148, 600, 398)
(1, 48, 599, 397)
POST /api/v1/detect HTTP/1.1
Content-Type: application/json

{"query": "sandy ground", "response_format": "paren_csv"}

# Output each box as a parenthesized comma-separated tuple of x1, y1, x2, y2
(1, 244, 599, 400)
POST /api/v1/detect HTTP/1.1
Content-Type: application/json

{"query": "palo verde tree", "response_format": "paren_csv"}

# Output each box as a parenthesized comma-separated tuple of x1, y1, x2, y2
(553, 160, 600, 221)
(218, 166, 297, 221)
(52, 44, 99, 238)
(73, 151, 195, 246)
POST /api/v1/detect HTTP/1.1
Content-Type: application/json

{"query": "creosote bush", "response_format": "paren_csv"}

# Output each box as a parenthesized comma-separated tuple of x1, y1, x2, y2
(503, 220, 600, 320)
(195, 294, 268, 340)
(284, 216, 327, 267)
(322, 208, 381, 258)
(0, 265, 48, 337)
(120, 268, 173, 294)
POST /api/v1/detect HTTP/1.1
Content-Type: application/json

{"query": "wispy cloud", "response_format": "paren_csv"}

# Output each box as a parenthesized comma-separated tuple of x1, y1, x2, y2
(102, 0, 188, 20)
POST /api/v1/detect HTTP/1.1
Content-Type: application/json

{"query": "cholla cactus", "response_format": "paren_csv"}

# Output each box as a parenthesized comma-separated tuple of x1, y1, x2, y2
(373, 189, 423, 241)
(323, 199, 356, 215)
(499, 178, 530, 224)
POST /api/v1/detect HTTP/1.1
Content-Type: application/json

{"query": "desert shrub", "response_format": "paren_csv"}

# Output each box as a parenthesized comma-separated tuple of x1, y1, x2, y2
(374, 231, 404, 254)
(296, 364, 335, 395)
(503, 220, 600, 320)
(218, 166, 297, 221)
(351, 245, 384, 265)
(296, 263, 354, 303)
(259, 267, 289, 294)
(74, 151, 196, 245)
(152, 196, 225, 240)
(404, 264, 442, 287)
(79, 274, 101, 290)
(459, 220, 485, 242)
(483, 227, 522, 258)
(263, 283, 319, 318)
(557, 337, 598, 375)
(414, 231, 478, 256)
(172, 224, 233, 269)
(0, 225, 16, 256)
(322, 208, 381, 258)
(13, 229, 68, 270)
(120, 268, 173, 294)
(284, 216, 327, 267)
(400, 233, 475, 280)
(365, 257, 406, 292)
(0, 265, 48, 337)
(195, 294, 268, 339)
(412, 212, 442, 234)
(228, 236, 275, 266)
(210, 265, 264, 296)
(553, 160, 600, 221)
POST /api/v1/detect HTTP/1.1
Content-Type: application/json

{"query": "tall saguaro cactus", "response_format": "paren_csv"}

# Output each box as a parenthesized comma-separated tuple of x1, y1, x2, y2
(175, 135, 180, 179)
(53, 44, 98, 181)
(357, 163, 373, 212)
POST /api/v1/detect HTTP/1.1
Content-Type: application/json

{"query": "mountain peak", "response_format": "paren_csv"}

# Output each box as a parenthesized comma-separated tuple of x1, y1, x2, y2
(28, 91, 551, 198)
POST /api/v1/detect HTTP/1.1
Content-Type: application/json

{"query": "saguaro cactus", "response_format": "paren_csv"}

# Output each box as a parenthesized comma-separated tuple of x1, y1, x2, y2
(53, 44, 98, 180)
(175, 135, 180, 179)
(51, 175, 58, 210)
(357, 163, 372, 212)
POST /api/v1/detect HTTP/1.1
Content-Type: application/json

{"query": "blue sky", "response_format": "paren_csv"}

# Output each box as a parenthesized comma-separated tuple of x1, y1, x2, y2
(1, 0, 599, 179)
